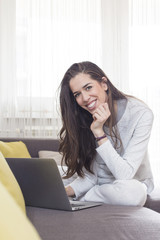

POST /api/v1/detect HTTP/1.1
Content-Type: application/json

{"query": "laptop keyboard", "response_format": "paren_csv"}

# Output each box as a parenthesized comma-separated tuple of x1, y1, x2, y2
(71, 203, 85, 207)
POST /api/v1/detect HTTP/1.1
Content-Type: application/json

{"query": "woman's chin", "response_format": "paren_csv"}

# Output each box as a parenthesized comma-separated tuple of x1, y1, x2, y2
(88, 107, 97, 115)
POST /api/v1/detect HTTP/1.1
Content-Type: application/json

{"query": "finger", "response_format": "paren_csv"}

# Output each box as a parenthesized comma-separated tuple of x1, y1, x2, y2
(92, 112, 107, 123)
(94, 108, 106, 118)
(98, 105, 109, 115)
(101, 103, 111, 116)
(94, 102, 109, 113)
(101, 102, 110, 112)
(94, 105, 110, 118)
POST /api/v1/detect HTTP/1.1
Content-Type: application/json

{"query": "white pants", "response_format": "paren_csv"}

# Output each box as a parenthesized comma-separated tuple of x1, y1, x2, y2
(80, 179, 147, 207)
(58, 166, 147, 207)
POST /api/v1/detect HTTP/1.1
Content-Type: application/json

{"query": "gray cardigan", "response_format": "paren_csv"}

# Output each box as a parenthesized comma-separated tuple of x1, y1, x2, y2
(70, 97, 154, 198)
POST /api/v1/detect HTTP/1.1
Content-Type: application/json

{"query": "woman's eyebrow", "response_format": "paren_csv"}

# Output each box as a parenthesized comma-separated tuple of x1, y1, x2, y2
(73, 83, 92, 95)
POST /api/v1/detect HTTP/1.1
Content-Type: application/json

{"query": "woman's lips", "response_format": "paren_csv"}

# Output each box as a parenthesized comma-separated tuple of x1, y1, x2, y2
(86, 100, 97, 110)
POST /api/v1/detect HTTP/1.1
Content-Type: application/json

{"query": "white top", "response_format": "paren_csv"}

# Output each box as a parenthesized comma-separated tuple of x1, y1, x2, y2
(70, 97, 154, 198)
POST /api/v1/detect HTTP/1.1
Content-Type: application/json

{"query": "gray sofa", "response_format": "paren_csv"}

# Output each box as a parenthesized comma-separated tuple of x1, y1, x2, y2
(1, 137, 160, 240)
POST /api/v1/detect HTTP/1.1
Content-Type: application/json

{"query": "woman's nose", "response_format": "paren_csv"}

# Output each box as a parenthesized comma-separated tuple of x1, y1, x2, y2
(81, 91, 89, 102)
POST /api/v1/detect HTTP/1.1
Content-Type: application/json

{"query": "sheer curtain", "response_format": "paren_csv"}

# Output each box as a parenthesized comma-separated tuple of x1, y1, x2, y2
(101, 0, 160, 186)
(101, 0, 129, 92)
(0, 0, 102, 138)
(0, 0, 17, 136)
(129, 0, 160, 186)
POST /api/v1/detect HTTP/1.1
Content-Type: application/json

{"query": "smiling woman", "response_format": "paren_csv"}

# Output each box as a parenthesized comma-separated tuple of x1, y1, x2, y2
(0, 0, 159, 188)
(59, 61, 154, 207)
(69, 74, 111, 140)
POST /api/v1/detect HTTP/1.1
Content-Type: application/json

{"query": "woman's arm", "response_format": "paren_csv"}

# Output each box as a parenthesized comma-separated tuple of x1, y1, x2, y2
(96, 109, 154, 180)
(65, 160, 98, 199)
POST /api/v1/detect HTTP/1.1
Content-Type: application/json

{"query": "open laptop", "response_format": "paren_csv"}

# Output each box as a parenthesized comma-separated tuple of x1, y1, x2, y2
(6, 158, 101, 211)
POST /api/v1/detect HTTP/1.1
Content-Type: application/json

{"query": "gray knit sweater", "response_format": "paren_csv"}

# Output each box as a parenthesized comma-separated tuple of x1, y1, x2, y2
(70, 97, 154, 198)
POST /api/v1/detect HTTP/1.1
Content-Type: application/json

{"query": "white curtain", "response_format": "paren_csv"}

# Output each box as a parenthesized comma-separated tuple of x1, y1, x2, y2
(0, 0, 160, 185)
(0, 0, 102, 138)
(0, 0, 17, 136)
(101, 0, 160, 186)
(101, 0, 130, 92)
(128, 0, 160, 186)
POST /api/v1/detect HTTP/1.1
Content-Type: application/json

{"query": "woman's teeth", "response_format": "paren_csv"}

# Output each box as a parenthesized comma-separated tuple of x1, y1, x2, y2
(87, 101, 96, 109)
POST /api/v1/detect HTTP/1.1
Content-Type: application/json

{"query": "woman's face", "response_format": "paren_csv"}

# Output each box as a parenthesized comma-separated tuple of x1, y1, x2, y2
(69, 73, 108, 114)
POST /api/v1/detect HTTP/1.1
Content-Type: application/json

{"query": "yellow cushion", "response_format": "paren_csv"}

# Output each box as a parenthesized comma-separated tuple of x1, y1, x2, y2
(0, 141, 31, 158)
(0, 181, 41, 240)
(0, 151, 26, 213)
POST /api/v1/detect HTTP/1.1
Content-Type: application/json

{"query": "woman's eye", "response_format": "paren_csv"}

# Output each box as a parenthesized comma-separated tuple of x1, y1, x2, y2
(86, 86, 92, 91)
(74, 93, 80, 98)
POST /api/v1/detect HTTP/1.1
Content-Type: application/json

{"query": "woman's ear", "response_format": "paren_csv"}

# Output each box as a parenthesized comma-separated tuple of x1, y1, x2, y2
(101, 77, 108, 91)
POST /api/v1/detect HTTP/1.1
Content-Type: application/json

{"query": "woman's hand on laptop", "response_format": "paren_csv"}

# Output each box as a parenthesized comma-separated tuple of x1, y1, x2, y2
(65, 186, 75, 197)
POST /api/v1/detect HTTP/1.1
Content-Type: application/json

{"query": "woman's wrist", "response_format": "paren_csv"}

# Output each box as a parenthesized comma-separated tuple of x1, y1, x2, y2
(94, 132, 108, 146)
(93, 130, 105, 138)
(92, 130, 108, 145)
(95, 133, 107, 142)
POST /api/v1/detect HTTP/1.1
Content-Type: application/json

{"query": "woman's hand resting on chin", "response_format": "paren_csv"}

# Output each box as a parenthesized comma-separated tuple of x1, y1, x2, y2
(90, 103, 110, 144)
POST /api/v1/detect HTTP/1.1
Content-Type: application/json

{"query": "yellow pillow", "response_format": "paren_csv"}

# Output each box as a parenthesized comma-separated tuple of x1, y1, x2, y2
(0, 151, 26, 213)
(0, 141, 31, 158)
(0, 181, 41, 240)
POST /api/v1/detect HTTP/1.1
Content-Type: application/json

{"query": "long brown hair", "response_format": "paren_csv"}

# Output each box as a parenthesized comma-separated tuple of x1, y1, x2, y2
(59, 61, 127, 178)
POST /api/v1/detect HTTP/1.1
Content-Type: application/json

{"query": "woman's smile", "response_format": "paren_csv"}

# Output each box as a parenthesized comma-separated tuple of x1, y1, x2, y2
(86, 100, 97, 111)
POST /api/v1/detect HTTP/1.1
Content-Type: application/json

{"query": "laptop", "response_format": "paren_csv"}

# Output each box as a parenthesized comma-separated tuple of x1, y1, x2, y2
(6, 158, 102, 211)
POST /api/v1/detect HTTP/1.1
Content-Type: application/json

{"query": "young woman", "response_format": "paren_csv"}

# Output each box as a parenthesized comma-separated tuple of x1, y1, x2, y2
(59, 61, 154, 206)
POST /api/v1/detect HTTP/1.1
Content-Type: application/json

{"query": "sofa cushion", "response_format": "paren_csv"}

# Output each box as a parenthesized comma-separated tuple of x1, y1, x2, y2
(27, 204, 160, 240)
(0, 181, 41, 240)
(38, 150, 64, 166)
(0, 141, 31, 158)
(0, 151, 26, 213)
(0, 138, 60, 157)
